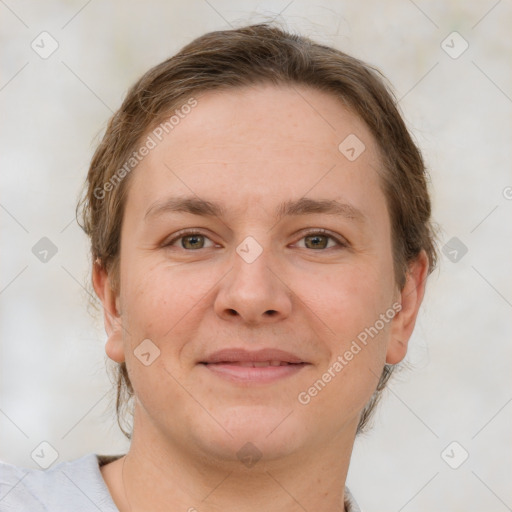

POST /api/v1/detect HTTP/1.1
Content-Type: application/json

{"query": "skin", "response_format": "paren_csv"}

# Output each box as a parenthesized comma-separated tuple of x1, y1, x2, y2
(94, 83, 428, 512)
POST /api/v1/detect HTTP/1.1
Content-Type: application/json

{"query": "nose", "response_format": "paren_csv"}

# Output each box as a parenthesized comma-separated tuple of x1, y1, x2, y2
(214, 240, 293, 325)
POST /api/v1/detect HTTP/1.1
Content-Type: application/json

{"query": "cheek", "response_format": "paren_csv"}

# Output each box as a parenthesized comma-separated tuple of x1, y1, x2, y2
(118, 260, 203, 414)
(121, 257, 181, 324)
(119, 257, 219, 364)
(298, 258, 393, 336)
(296, 268, 393, 421)
(293, 257, 394, 394)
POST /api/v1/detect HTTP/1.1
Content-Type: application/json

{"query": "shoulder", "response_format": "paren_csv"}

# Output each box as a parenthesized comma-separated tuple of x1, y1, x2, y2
(0, 454, 121, 512)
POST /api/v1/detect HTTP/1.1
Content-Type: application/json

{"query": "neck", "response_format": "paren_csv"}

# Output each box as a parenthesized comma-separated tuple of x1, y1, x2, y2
(109, 413, 357, 512)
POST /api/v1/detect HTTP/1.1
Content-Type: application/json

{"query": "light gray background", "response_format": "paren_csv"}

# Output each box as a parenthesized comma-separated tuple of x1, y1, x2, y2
(1, 1, 511, 511)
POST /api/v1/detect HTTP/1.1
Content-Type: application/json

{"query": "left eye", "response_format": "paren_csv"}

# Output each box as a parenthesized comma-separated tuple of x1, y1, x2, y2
(295, 231, 345, 250)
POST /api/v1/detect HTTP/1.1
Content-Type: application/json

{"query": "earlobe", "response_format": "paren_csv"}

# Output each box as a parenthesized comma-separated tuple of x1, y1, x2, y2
(386, 251, 429, 365)
(92, 259, 126, 363)
(386, 337, 406, 365)
(105, 333, 125, 363)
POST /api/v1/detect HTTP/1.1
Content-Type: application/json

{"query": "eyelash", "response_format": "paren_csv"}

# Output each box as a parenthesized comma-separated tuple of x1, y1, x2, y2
(163, 228, 348, 251)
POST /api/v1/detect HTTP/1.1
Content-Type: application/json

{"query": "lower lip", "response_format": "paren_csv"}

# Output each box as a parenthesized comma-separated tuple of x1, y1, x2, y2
(201, 363, 308, 384)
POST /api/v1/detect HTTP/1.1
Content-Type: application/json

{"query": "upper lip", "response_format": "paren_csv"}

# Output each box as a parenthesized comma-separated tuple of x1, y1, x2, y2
(200, 348, 307, 364)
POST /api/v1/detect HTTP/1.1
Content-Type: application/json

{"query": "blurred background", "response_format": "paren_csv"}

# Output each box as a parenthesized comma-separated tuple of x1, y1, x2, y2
(1, 1, 511, 510)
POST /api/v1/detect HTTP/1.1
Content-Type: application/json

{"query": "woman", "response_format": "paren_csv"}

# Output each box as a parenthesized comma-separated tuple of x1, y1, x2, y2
(0, 23, 436, 511)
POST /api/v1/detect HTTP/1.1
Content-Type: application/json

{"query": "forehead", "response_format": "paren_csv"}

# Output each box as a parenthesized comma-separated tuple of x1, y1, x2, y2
(162, 84, 376, 162)
(127, 83, 385, 221)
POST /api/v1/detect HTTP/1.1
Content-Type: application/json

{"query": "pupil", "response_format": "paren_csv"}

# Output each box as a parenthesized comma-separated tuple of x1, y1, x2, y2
(306, 235, 327, 249)
(184, 235, 203, 249)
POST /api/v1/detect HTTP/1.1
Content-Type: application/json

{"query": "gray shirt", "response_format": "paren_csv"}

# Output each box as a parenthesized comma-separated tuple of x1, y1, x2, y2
(0, 454, 361, 511)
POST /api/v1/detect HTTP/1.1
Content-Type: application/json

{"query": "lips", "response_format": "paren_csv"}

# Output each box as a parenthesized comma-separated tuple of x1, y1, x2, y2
(200, 348, 306, 365)
(199, 348, 309, 384)
(216, 360, 296, 367)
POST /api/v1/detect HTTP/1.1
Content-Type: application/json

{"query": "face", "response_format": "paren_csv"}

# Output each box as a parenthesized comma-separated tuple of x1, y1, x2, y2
(95, 84, 427, 464)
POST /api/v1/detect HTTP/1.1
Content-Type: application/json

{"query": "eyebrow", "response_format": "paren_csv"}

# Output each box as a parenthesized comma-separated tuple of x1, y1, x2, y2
(144, 196, 366, 223)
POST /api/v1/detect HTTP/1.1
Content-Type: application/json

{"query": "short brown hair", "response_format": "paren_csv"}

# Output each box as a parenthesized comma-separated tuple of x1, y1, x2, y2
(78, 23, 437, 439)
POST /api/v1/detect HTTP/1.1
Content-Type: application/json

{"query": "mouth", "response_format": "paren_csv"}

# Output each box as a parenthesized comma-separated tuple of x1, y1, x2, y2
(205, 360, 304, 367)
(199, 348, 310, 384)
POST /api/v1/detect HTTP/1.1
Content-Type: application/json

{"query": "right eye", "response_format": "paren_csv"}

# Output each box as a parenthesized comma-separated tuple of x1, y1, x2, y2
(163, 231, 217, 250)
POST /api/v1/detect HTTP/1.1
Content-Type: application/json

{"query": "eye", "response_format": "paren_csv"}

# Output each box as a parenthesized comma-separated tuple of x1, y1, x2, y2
(295, 229, 348, 250)
(162, 229, 348, 251)
(163, 231, 216, 250)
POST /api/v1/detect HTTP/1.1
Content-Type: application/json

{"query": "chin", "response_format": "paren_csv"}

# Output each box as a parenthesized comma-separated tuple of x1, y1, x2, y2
(191, 405, 307, 463)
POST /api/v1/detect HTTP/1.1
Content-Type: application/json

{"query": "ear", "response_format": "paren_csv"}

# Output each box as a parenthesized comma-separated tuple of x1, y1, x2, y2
(386, 251, 429, 364)
(92, 260, 125, 363)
